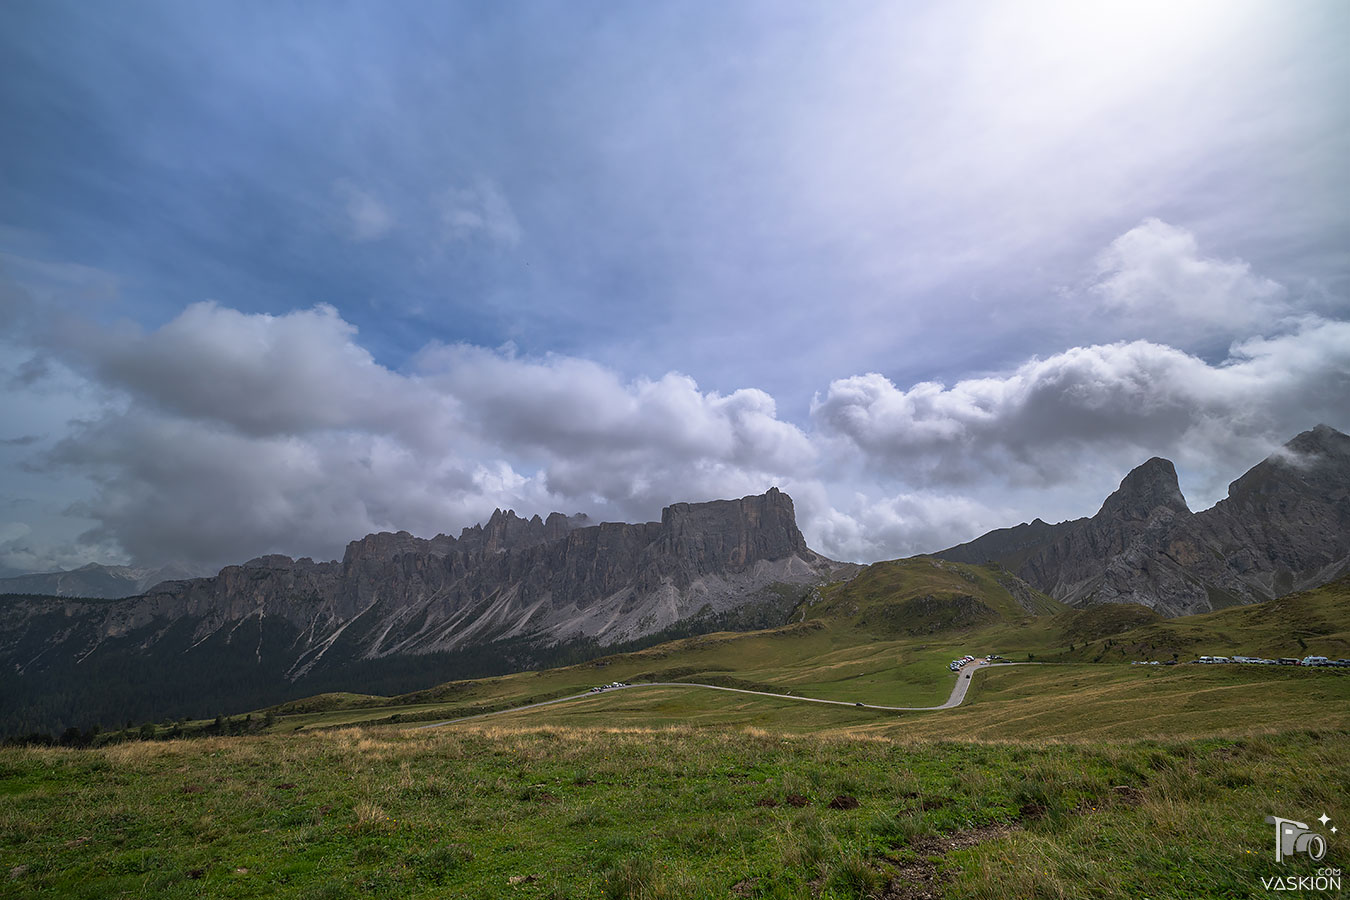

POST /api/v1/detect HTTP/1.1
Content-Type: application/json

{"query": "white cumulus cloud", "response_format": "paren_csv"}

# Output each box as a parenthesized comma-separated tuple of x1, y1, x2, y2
(813, 317, 1350, 490)
(1085, 217, 1290, 344)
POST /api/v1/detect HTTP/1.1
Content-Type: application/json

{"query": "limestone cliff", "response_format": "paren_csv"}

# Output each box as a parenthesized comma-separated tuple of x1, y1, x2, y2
(1, 489, 838, 687)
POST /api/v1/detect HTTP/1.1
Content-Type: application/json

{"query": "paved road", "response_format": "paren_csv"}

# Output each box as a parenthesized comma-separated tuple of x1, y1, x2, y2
(419, 659, 1022, 729)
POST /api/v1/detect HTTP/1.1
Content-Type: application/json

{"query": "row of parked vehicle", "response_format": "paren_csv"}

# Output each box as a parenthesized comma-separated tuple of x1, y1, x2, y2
(589, 681, 630, 692)
(948, 655, 975, 671)
(1196, 655, 1350, 667)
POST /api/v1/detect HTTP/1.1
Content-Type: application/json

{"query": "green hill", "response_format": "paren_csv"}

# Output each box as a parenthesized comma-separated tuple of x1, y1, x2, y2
(1054, 575, 1350, 663)
(808, 556, 1066, 633)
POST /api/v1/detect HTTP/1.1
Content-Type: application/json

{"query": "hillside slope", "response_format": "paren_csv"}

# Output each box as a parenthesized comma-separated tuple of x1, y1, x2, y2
(1052, 575, 1350, 664)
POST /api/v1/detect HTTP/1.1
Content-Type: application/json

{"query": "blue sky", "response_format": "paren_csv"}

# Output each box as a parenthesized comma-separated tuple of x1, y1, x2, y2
(2, 1, 1348, 574)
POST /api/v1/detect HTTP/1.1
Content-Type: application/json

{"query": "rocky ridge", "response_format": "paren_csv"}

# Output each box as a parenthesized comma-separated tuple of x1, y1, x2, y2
(938, 425, 1350, 615)
(2, 488, 838, 683)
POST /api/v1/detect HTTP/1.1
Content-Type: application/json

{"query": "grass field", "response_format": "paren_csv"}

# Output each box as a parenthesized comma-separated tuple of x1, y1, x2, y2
(450, 663, 1350, 743)
(2, 725, 1345, 898)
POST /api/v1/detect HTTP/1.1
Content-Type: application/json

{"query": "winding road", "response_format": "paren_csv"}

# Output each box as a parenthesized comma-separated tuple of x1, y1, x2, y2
(419, 658, 1021, 729)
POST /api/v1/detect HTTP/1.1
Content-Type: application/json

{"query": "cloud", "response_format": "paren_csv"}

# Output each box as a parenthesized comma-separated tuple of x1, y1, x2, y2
(57, 301, 452, 443)
(0, 520, 128, 577)
(16, 289, 1350, 571)
(812, 317, 1350, 490)
(786, 480, 1016, 564)
(332, 179, 395, 242)
(47, 414, 534, 568)
(441, 179, 523, 246)
(32, 302, 815, 568)
(416, 343, 815, 507)
(0, 522, 31, 545)
(1085, 218, 1289, 342)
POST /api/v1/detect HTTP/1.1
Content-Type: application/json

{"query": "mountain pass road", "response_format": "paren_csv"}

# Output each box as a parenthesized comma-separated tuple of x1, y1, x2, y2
(419, 659, 1027, 729)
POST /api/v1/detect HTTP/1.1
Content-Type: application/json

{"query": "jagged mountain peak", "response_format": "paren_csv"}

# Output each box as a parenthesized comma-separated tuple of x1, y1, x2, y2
(1283, 423, 1350, 460)
(1224, 424, 1350, 507)
(937, 426, 1350, 616)
(1096, 456, 1189, 522)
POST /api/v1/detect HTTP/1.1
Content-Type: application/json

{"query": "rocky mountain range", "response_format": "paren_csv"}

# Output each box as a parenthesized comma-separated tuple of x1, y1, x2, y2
(0, 562, 207, 600)
(937, 425, 1350, 616)
(0, 488, 839, 734)
(4, 427, 1348, 736)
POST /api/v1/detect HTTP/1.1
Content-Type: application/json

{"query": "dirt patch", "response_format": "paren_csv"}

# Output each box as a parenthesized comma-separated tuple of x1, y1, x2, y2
(274, 782, 296, 790)
(828, 795, 860, 810)
(731, 877, 758, 896)
(1110, 785, 1144, 806)
(784, 794, 811, 807)
(754, 798, 779, 808)
(912, 824, 1013, 857)
(880, 824, 1017, 900)
(180, 784, 205, 794)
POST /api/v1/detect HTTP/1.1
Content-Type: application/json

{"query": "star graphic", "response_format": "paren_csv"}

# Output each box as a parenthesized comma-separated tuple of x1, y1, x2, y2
(1318, 813, 1331, 826)
(1333, 827, 1339, 834)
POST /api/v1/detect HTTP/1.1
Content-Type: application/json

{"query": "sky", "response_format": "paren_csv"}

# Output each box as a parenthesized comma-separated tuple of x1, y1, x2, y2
(1, 0, 1348, 576)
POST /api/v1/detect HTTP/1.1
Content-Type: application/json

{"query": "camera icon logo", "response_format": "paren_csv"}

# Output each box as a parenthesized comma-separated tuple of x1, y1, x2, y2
(1265, 815, 1329, 863)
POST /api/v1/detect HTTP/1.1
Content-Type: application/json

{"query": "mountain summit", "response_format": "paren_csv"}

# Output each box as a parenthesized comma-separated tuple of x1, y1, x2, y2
(939, 426, 1350, 615)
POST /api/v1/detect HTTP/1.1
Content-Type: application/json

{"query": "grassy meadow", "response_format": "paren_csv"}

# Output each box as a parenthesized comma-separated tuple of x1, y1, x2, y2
(2, 725, 1346, 899)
